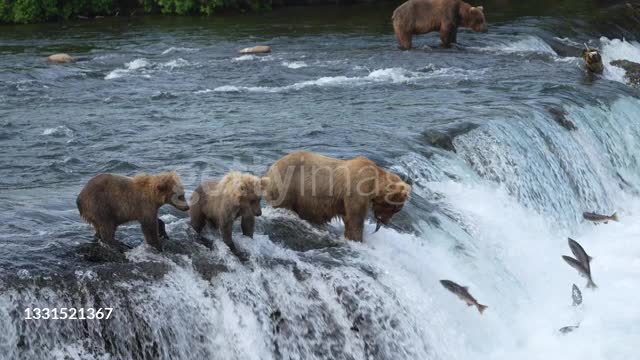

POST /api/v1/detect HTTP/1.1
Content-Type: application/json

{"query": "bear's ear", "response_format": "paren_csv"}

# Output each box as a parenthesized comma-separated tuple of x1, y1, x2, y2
(477, 6, 483, 11)
(156, 176, 173, 194)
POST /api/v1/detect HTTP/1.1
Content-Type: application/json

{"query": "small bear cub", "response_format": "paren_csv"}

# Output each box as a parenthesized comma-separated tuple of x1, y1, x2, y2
(189, 172, 269, 256)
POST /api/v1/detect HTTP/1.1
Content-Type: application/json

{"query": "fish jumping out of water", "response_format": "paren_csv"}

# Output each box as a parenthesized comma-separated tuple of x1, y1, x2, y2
(572, 284, 582, 306)
(562, 256, 597, 289)
(568, 238, 593, 265)
(439, 280, 488, 314)
(582, 211, 618, 224)
(559, 324, 580, 334)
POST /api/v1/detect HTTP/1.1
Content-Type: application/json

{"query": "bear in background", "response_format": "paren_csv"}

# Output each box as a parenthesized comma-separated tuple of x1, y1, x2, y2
(263, 151, 411, 241)
(77, 171, 189, 252)
(189, 172, 268, 256)
(392, 0, 487, 50)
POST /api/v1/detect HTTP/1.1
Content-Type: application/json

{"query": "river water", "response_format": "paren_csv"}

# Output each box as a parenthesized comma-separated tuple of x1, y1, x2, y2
(1, 2, 640, 359)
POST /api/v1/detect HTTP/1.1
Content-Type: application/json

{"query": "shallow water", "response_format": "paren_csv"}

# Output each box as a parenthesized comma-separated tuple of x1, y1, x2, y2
(1, 2, 640, 359)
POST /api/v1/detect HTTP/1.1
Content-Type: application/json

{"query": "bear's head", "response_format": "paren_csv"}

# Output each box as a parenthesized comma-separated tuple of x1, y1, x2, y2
(465, 6, 488, 33)
(371, 174, 411, 231)
(155, 171, 189, 211)
(223, 172, 267, 217)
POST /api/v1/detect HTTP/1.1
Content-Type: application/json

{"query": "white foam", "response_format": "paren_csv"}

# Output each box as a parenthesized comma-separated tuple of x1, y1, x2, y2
(600, 37, 640, 84)
(232, 54, 257, 62)
(477, 36, 557, 55)
(212, 67, 483, 93)
(104, 58, 150, 80)
(554, 37, 582, 47)
(232, 54, 274, 62)
(161, 58, 190, 69)
(213, 86, 241, 93)
(42, 125, 73, 137)
(161, 47, 199, 55)
(282, 61, 308, 69)
(124, 58, 149, 70)
(355, 176, 640, 359)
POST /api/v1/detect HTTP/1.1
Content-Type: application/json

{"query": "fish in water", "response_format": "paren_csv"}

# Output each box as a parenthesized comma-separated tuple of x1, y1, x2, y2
(439, 280, 488, 314)
(582, 211, 618, 224)
(562, 256, 597, 289)
(559, 325, 579, 334)
(572, 284, 582, 306)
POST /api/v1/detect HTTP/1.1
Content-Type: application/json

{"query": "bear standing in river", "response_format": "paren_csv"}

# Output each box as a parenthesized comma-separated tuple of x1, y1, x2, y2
(392, 0, 488, 50)
(77, 172, 189, 252)
(263, 151, 411, 241)
(189, 172, 268, 255)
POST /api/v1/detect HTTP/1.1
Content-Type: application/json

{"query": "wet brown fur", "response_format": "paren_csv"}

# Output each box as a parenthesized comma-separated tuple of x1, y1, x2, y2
(263, 151, 411, 241)
(76, 172, 189, 251)
(392, 0, 488, 50)
(189, 172, 268, 254)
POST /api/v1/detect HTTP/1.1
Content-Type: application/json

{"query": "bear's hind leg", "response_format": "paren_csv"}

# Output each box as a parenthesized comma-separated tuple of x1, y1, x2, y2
(189, 204, 207, 234)
(393, 21, 412, 50)
(396, 31, 413, 50)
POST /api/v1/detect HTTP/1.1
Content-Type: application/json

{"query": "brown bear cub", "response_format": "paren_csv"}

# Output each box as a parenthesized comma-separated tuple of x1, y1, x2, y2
(263, 151, 411, 242)
(77, 171, 189, 252)
(392, 0, 488, 50)
(189, 172, 268, 255)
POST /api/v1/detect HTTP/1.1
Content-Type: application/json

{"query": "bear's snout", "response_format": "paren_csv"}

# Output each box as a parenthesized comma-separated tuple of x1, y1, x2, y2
(255, 208, 262, 217)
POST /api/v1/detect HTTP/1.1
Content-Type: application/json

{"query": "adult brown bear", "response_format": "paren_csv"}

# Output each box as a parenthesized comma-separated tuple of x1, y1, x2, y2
(392, 0, 488, 50)
(263, 151, 411, 241)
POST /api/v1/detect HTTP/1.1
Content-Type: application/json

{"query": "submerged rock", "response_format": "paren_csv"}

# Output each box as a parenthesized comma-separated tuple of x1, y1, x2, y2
(238, 45, 271, 54)
(610, 59, 640, 87)
(547, 106, 577, 131)
(47, 53, 75, 64)
(421, 122, 479, 152)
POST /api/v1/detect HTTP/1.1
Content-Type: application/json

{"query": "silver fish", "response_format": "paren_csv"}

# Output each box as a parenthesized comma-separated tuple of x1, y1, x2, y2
(583, 211, 618, 224)
(440, 280, 488, 314)
(572, 284, 582, 306)
(568, 238, 593, 267)
(559, 325, 579, 334)
(562, 256, 597, 289)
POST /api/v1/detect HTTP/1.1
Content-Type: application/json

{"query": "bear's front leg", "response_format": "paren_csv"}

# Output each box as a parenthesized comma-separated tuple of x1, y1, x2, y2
(439, 23, 456, 48)
(158, 218, 168, 239)
(142, 218, 163, 251)
(241, 216, 255, 238)
(343, 200, 367, 241)
(396, 31, 413, 50)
